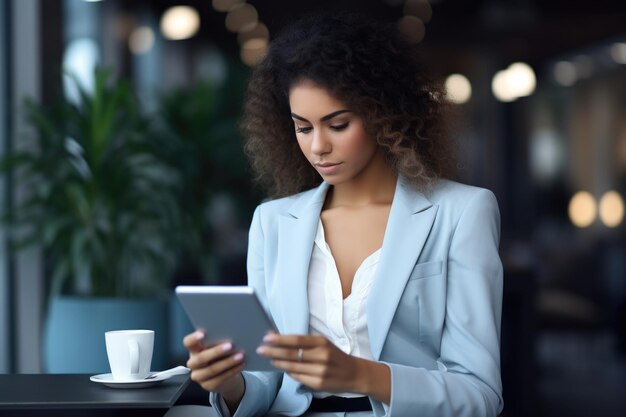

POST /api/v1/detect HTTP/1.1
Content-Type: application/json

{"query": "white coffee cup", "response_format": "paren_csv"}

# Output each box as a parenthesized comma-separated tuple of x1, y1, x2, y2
(105, 330, 154, 381)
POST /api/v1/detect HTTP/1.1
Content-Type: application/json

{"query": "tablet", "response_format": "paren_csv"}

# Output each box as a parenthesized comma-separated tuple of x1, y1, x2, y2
(175, 285, 278, 372)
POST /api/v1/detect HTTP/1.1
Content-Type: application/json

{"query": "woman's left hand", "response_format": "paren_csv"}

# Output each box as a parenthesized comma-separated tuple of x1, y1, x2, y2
(256, 333, 368, 394)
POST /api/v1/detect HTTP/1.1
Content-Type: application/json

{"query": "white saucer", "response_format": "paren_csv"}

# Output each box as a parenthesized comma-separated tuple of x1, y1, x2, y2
(90, 372, 169, 389)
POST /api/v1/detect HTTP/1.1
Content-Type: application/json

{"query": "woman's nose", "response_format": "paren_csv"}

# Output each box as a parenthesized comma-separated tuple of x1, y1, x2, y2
(310, 130, 331, 155)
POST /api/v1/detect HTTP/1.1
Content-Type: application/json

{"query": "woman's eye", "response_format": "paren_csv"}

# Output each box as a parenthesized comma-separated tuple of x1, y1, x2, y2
(330, 122, 349, 131)
(295, 126, 313, 134)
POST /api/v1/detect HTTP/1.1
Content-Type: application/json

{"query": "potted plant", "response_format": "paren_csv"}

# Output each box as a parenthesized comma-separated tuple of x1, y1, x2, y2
(1, 69, 180, 372)
(150, 76, 257, 359)
(152, 80, 251, 278)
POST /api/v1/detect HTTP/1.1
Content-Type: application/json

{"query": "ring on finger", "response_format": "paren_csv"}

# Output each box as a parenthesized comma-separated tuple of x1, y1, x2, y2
(297, 348, 304, 362)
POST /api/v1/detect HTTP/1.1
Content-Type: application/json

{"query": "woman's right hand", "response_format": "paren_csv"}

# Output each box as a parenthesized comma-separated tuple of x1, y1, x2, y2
(183, 331, 246, 409)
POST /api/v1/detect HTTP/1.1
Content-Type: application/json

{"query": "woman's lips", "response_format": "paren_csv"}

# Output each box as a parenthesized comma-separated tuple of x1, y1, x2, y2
(314, 162, 342, 175)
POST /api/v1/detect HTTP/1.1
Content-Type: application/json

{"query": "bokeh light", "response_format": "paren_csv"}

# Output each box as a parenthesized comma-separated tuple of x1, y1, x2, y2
(225, 3, 258, 33)
(240, 38, 267, 66)
(238, 22, 269, 45)
(491, 62, 536, 102)
(128, 26, 155, 55)
(397, 16, 425, 44)
(492, 70, 517, 102)
(212, 0, 244, 13)
(554, 61, 577, 86)
(599, 191, 624, 228)
(508, 62, 536, 97)
(160, 6, 200, 40)
(610, 42, 626, 64)
(63, 38, 99, 104)
(530, 129, 564, 184)
(404, 0, 432, 23)
(445, 73, 472, 104)
(568, 191, 597, 228)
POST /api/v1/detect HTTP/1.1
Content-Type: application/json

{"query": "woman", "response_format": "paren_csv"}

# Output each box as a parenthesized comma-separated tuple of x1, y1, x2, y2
(183, 13, 503, 417)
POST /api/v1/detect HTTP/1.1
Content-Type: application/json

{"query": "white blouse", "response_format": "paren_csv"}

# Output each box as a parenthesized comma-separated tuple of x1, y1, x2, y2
(217, 219, 383, 417)
(305, 219, 382, 417)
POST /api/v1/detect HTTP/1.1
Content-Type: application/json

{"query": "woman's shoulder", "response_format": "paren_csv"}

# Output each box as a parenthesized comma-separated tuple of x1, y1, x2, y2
(427, 179, 499, 211)
(253, 185, 322, 219)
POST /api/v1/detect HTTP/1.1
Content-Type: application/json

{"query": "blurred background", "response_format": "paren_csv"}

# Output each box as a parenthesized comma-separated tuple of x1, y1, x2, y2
(1, 0, 625, 416)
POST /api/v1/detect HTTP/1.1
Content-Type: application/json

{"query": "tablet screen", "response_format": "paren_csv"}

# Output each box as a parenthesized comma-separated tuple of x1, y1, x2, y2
(175, 286, 278, 371)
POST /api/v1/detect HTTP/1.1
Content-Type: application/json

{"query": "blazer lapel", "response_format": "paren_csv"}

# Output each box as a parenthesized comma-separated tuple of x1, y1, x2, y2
(367, 177, 438, 360)
(274, 182, 329, 335)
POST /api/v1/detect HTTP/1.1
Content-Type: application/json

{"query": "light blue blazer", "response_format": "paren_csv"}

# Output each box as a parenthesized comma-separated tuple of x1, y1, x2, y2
(210, 177, 504, 417)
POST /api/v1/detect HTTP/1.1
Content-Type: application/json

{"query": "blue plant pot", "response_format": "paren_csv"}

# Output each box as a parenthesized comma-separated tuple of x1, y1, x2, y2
(168, 293, 194, 362)
(43, 296, 169, 373)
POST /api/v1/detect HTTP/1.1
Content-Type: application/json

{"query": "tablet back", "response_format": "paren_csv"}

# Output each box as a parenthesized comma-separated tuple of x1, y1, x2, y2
(175, 286, 277, 371)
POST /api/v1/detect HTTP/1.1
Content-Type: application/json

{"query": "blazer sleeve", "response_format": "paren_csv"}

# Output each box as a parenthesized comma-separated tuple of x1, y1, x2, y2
(378, 188, 504, 417)
(209, 205, 283, 417)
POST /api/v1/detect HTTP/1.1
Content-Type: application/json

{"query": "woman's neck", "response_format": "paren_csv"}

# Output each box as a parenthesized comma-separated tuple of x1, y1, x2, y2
(325, 153, 397, 209)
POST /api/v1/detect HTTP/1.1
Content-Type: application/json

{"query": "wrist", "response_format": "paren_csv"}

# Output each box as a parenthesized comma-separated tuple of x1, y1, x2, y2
(353, 358, 371, 394)
(354, 359, 391, 404)
(222, 373, 246, 411)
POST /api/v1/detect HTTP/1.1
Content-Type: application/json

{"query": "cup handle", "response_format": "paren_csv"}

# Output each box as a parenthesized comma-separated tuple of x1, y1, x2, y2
(128, 340, 139, 375)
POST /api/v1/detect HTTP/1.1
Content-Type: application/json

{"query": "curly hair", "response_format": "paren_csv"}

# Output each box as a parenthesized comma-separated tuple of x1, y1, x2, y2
(242, 13, 456, 198)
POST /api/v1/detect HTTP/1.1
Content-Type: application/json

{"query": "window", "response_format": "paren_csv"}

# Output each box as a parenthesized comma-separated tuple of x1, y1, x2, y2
(0, 0, 13, 373)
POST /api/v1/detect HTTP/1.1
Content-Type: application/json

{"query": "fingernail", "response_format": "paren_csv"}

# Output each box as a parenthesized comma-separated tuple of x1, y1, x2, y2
(222, 342, 233, 351)
(233, 353, 244, 362)
(256, 346, 266, 354)
(263, 334, 275, 342)
(195, 331, 205, 340)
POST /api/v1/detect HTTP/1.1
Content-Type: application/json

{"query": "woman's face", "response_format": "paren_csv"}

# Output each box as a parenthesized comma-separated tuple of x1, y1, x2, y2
(289, 81, 381, 186)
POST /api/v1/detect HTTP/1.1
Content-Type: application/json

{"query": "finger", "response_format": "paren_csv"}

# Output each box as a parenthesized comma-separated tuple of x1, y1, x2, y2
(270, 359, 323, 376)
(262, 334, 326, 348)
(256, 345, 301, 361)
(183, 331, 206, 353)
(257, 345, 326, 364)
(199, 362, 246, 392)
(211, 362, 246, 387)
(191, 351, 245, 383)
(187, 342, 235, 369)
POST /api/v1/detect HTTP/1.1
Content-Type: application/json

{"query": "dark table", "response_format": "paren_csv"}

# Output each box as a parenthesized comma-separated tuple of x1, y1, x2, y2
(0, 373, 190, 417)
